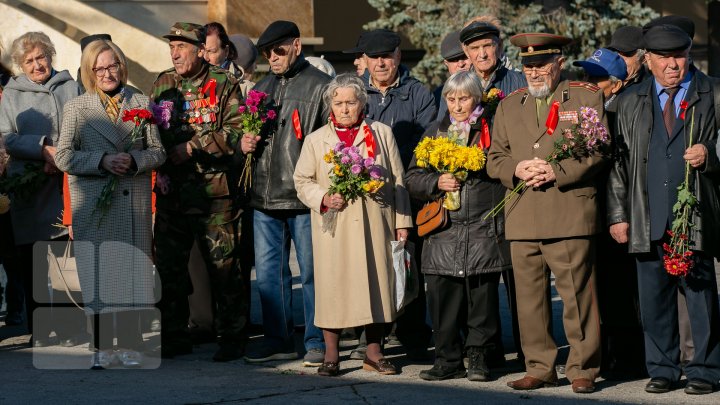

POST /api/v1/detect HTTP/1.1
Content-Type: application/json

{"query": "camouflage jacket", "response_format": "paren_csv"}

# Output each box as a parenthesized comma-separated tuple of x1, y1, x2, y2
(150, 63, 245, 215)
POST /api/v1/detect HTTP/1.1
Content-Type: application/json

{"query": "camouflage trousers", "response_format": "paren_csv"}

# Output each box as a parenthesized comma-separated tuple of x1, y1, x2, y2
(154, 208, 247, 346)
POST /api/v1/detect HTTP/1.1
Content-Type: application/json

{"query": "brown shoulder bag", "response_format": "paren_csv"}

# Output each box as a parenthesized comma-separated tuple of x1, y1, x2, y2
(416, 198, 448, 237)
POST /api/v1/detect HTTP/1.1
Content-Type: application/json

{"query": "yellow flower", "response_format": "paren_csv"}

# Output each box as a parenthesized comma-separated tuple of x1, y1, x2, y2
(0, 193, 9, 214)
(323, 151, 334, 163)
(334, 165, 343, 176)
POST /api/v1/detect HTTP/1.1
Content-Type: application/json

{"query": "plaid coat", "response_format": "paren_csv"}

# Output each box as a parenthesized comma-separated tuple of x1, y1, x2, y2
(55, 88, 166, 312)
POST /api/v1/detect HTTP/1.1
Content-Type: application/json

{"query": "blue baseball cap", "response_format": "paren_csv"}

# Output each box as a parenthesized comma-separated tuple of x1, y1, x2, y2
(572, 48, 627, 80)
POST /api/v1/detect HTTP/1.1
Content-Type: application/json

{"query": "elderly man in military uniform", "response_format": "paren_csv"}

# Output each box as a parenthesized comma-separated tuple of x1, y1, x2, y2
(608, 23, 720, 395)
(486, 33, 607, 394)
(150, 22, 249, 362)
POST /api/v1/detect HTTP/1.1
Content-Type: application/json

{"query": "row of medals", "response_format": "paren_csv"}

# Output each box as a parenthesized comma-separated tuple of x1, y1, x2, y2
(181, 89, 219, 132)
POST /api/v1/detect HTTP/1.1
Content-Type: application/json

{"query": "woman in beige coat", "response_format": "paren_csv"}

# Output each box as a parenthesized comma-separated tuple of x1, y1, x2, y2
(55, 40, 165, 368)
(294, 73, 413, 377)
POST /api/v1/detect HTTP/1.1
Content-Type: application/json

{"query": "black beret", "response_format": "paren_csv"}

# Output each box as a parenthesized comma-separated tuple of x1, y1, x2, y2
(643, 15, 695, 39)
(440, 31, 465, 60)
(256, 20, 300, 50)
(356, 29, 401, 57)
(459, 21, 500, 44)
(607, 26, 643, 54)
(80, 34, 112, 52)
(644, 24, 691, 54)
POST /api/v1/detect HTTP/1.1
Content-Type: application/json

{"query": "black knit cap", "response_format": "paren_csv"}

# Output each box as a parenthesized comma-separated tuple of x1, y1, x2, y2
(80, 34, 112, 52)
(256, 20, 300, 50)
(607, 26, 643, 54)
(643, 24, 692, 54)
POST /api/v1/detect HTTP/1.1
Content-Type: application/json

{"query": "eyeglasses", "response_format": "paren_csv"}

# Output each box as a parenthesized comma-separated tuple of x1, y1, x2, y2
(522, 62, 555, 75)
(262, 41, 294, 58)
(93, 63, 120, 77)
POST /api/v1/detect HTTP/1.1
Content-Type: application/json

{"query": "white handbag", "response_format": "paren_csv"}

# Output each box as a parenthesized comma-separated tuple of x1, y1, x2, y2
(47, 243, 82, 306)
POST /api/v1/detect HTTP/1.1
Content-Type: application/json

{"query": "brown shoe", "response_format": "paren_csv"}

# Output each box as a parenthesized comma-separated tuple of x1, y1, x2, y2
(507, 375, 558, 390)
(572, 378, 595, 393)
(363, 357, 397, 375)
(317, 361, 340, 377)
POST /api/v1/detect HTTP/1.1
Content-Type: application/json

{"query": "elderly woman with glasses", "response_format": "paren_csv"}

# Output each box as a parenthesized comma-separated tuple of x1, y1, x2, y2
(55, 40, 165, 368)
(0, 31, 82, 346)
(293, 73, 413, 377)
(405, 70, 512, 382)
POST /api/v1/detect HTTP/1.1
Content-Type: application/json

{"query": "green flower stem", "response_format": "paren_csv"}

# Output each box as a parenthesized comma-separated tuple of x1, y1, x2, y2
(483, 180, 525, 220)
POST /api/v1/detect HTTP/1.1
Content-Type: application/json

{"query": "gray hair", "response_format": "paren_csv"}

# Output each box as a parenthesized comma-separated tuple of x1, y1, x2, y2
(10, 32, 56, 68)
(441, 70, 483, 104)
(323, 73, 367, 112)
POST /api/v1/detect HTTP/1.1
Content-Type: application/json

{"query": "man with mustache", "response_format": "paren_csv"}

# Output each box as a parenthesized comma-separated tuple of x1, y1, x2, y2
(486, 33, 607, 394)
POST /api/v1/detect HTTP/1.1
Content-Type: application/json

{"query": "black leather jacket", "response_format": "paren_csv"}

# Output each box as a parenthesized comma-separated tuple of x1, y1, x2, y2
(404, 115, 512, 276)
(607, 69, 720, 256)
(249, 56, 331, 210)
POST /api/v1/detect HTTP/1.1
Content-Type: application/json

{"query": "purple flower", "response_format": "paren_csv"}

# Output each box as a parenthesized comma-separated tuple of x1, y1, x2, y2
(334, 142, 346, 153)
(369, 166, 382, 179)
(341, 147, 351, 155)
(341, 155, 352, 164)
(351, 164, 362, 175)
(151, 101, 173, 130)
(363, 157, 375, 167)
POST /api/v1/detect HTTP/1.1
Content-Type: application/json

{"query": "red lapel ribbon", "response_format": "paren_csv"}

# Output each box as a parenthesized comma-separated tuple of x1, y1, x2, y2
(545, 101, 560, 135)
(479, 118, 491, 149)
(200, 79, 217, 107)
(363, 123, 376, 159)
(679, 100, 689, 120)
(292, 108, 302, 140)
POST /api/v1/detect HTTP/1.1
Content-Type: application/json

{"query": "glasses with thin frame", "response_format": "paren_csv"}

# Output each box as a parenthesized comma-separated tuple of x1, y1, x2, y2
(93, 63, 120, 77)
(522, 62, 555, 75)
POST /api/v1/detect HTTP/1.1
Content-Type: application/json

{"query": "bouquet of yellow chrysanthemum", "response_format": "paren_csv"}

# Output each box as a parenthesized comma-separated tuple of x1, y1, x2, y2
(414, 135, 486, 210)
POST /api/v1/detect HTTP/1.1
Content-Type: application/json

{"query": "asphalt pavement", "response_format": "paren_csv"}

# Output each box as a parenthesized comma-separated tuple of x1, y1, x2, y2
(1, 259, 719, 405)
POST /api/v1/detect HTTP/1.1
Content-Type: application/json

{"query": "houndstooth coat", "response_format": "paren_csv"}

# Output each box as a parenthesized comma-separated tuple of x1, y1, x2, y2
(55, 88, 166, 313)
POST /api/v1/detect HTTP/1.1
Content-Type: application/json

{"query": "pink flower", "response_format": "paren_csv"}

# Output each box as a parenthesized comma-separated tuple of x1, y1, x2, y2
(351, 164, 362, 175)
(341, 155, 352, 164)
(266, 109, 277, 120)
(363, 157, 375, 167)
(369, 166, 382, 179)
(238, 105, 246, 113)
(334, 142, 346, 153)
(249, 105, 258, 114)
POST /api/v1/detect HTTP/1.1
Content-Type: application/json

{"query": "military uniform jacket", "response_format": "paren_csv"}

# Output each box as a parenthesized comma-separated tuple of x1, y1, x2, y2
(487, 80, 608, 240)
(150, 63, 244, 215)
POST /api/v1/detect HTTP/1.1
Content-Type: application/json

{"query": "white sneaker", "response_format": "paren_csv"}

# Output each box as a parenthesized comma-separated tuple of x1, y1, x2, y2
(118, 350, 143, 368)
(92, 350, 115, 369)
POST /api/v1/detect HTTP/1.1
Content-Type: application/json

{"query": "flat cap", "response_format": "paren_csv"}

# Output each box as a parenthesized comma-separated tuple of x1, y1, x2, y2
(607, 26, 643, 54)
(229, 34, 258, 70)
(342, 32, 368, 55)
(356, 29, 401, 57)
(440, 31, 466, 60)
(510, 33, 573, 65)
(459, 21, 500, 44)
(256, 20, 300, 50)
(572, 48, 627, 80)
(163, 22, 205, 44)
(644, 15, 695, 39)
(80, 34, 112, 52)
(644, 24, 691, 54)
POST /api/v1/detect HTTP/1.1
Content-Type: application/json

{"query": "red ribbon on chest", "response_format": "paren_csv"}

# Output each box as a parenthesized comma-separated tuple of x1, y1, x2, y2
(363, 124, 376, 159)
(292, 109, 302, 140)
(545, 101, 560, 135)
(478, 118, 491, 149)
(200, 79, 217, 107)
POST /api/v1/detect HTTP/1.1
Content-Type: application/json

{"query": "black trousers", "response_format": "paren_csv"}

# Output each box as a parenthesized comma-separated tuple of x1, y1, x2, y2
(395, 232, 432, 351)
(636, 242, 720, 382)
(93, 310, 143, 351)
(426, 272, 501, 368)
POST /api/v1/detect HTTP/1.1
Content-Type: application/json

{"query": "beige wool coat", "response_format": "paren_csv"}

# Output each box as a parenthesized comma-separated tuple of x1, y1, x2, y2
(55, 88, 166, 312)
(293, 119, 413, 328)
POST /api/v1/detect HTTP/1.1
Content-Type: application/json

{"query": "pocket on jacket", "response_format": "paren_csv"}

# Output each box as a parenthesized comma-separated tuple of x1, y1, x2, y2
(203, 172, 230, 198)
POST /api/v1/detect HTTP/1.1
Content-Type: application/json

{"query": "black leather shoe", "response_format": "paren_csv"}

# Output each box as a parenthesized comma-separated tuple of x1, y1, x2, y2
(645, 377, 672, 393)
(685, 379, 714, 395)
(419, 364, 466, 381)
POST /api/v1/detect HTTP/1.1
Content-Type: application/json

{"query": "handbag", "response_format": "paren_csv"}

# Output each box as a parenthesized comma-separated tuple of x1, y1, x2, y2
(47, 243, 82, 307)
(416, 198, 448, 237)
(391, 240, 419, 312)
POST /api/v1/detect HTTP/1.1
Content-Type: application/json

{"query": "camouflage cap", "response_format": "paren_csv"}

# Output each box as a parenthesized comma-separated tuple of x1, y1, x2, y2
(163, 22, 206, 44)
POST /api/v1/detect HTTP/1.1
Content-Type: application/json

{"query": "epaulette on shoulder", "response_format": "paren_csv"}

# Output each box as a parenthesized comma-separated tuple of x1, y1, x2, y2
(569, 81, 601, 93)
(507, 87, 527, 98)
(154, 67, 176, 80)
